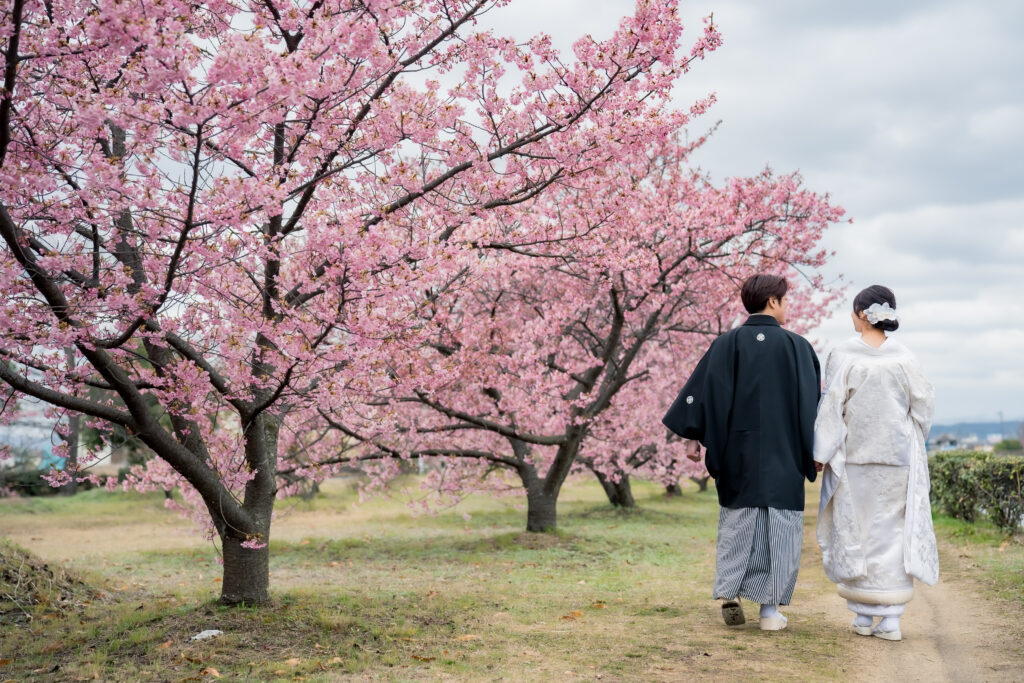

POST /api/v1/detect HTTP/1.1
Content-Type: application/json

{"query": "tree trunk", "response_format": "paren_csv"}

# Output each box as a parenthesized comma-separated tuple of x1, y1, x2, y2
(516, 461, 559, 532)
(60, 413, 79, 496)
(220, 532, 271, 606)
(60, 347, 78, 496)
(689, 475, 710, 492)
(217, 412, 279, 605)
(525, 484, 558, 532)
(512, 438, 577, 532)
(595, 470, 635, 508)
(664, 482, 682, 497)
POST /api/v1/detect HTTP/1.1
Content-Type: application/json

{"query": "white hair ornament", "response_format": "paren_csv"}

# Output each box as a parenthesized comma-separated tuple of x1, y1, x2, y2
(864, 302, 898, 325)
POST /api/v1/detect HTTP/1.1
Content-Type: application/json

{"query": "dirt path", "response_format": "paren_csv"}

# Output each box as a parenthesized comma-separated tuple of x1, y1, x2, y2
(805, 524, 1024, 682)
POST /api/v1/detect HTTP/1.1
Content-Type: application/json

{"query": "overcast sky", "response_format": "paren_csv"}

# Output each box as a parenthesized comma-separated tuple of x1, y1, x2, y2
(485, 0, 1024, 426)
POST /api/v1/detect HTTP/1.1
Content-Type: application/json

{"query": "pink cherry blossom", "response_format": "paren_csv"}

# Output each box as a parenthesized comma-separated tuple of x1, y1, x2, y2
(0, 0, 706, 603)
(320, 132, 845, 529)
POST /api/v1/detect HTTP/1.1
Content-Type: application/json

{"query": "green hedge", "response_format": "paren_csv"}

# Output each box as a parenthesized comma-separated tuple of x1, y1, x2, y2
(930, 450, 1024, 532)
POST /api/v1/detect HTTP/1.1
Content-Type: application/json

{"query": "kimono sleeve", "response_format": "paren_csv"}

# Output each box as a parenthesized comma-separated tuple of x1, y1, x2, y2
(795, 338, 822, 482)
(662, 347, 712, 442)
(813, 348, 848, 467)
(662, 335, 735, 479)
(903, 357, 935, 440)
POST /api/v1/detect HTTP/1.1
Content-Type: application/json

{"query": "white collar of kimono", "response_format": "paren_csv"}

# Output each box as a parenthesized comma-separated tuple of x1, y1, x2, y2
(842, 336, 909, 357)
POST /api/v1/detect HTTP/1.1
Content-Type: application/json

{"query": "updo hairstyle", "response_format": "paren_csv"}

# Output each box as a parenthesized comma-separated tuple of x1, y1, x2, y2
(853, 285, 899, 332)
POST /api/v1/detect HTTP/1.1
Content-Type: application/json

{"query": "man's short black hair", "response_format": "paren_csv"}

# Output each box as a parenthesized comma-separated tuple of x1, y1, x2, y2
(741, 274, 788, 314)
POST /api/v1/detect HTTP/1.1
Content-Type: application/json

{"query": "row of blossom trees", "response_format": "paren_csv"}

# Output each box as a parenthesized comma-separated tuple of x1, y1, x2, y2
(0, 0, 842, 604)
(315, 135, 841, 530)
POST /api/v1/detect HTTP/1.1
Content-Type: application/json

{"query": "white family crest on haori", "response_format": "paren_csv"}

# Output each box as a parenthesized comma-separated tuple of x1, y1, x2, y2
(813, 337, 938, 607)
(864, 302, 898, 325)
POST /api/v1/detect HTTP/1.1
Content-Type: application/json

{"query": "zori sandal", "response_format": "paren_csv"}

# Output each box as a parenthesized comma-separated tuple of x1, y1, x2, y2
(872, 627, 902, 641)
(721, 599, 745, 626)
(759, 614, 788, 631)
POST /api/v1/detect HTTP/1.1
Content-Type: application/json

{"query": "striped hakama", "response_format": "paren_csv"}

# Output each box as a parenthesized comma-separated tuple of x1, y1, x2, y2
(713, 507, 803, 605)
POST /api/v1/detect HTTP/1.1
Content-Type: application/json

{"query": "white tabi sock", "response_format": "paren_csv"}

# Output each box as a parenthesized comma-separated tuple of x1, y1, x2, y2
(877, 616, 900, 633)
(852, 614, 873, 628)
(759, 604, 783, 619)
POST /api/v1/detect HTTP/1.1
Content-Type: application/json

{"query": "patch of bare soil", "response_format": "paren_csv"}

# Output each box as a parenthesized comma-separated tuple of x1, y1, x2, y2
(0, 539, 103, 625)
(809, 536, 1024, 682)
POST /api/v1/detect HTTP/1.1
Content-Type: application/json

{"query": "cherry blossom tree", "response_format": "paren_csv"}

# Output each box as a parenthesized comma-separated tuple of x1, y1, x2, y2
(0, 0, 705, 603)
(323, 135, 845, 531)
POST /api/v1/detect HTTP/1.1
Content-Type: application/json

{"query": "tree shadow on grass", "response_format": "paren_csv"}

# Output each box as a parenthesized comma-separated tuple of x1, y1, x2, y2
(126, 493, 720, 579)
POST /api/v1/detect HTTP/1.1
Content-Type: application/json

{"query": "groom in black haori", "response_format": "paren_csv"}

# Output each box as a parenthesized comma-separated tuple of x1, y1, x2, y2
(663, 274, 820, 631)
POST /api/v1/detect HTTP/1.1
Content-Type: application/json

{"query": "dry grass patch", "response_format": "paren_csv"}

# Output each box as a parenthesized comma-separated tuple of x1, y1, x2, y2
(1, 479, 858, 681)
(0, 538, 104, 626)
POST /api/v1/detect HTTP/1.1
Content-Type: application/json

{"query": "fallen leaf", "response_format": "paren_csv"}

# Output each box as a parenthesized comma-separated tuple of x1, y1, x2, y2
(327, 561, 341, 567)
(300, 539, 311, 546)
(284, 658, 301, 665)
(213, 578, 222, 582)
(0, 659, 10, 667)
(328, 657, 343, 664)
(999, 540, 1009, 552)
(411, 655, 435, 662)
(561, 611, 584, 621)
(200, 667, 221, 678)
(156, 640, 173, 650)
(426, 590, 440, 598)
(591, 601, 607, 609)
(456, 634, 480, 642)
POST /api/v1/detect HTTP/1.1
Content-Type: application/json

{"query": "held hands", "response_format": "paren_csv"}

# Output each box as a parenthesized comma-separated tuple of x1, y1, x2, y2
(814, 461, 824, 473)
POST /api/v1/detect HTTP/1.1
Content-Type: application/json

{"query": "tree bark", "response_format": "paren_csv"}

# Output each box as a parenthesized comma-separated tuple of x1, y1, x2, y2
(220, 531, 270, 606)
(689, 475, 710, 493)
(664, 482, 682, 497)
(60, 347, 78, 496)
(594, 469, 635, 508)
(515, 459, 560, 532)
(525, 483, 558, 532)
(215, 413, 279, 605)
(60, 413, 79, 496)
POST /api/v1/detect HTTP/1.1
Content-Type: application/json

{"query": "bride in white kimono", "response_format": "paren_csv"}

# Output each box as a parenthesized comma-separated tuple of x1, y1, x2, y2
(814, 285, 939, 642)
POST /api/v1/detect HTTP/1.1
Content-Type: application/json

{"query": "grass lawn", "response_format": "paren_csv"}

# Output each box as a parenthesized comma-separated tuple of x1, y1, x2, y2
(933, 514, 1024, 608)
(3, 476, 1014, 681)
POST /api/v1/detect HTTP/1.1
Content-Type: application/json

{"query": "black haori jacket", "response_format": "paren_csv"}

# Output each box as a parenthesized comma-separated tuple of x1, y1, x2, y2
(662, 315, 821, 510)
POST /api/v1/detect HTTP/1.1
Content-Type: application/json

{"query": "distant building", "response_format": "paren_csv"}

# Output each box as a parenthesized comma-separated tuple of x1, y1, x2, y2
(928, 434, 961, 452)
(1, 400, 130, 477)
(927, 433, 994, 453)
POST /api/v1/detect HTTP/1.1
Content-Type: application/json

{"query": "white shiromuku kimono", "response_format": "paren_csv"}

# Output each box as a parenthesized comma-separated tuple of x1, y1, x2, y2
(813, 337, 939, 615)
